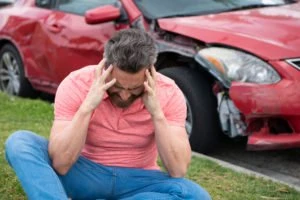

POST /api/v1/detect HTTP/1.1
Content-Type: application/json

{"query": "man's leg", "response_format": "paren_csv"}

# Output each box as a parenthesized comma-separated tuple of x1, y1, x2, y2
(59, 155, 115, 199)
(5, 130, 68, 199)
(5, 130, 114, 200)
(114, 167, 211, 200)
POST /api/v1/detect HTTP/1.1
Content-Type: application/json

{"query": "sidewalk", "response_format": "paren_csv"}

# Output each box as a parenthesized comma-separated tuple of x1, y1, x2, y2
(192, 152, 300, 192)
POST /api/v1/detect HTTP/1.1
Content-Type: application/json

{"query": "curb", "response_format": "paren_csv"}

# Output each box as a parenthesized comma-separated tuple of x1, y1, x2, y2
(192, 152, 300, 192)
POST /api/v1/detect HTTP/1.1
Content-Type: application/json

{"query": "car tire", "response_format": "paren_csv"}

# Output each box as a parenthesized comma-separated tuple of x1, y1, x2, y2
(160, 67, 221, 153)
(0, 44, 37, 97)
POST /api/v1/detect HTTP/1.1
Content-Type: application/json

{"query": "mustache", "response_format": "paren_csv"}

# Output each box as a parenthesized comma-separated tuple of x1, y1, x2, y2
(107, 90, 145, 108)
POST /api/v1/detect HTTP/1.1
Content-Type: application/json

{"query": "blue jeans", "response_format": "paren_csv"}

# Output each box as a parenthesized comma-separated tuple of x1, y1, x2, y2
(5, 131, 211, 200)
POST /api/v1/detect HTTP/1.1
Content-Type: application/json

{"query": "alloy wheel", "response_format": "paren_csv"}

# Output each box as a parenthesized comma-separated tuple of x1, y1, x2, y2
(185, 96, 193, 138)
(0, 52, 20, 95)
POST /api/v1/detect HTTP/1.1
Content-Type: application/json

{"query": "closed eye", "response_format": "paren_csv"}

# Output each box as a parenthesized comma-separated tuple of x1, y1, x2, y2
(113, 84, 144, 91)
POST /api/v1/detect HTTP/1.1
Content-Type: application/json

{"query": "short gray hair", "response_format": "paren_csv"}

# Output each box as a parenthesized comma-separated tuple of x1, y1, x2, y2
(104, 29, 157, 73)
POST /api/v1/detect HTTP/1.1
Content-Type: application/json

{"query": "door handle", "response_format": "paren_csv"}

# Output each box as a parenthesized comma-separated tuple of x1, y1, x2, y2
(47, 23, 64, 33)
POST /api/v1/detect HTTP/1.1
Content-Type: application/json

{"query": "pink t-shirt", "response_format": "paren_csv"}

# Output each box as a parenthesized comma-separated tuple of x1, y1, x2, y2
(54, 65, 186, 170)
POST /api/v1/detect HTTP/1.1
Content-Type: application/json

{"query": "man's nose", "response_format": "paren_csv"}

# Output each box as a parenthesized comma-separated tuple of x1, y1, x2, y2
(119, 90, 131, 101)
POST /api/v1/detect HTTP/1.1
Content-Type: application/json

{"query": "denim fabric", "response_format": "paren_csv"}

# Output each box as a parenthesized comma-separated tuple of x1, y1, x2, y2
(5, 131, 211, 200)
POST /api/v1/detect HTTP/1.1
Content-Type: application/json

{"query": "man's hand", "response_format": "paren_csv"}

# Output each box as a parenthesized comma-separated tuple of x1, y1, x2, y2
(81, 59, 116, 113)
(142, 66, 162, 118)
(49, 59, 115, 175)
(143, 66, 191, 177)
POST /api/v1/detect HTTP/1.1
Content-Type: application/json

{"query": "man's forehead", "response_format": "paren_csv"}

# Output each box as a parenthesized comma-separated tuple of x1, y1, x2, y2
(111, 67, 146, 78)
(110, 68, 144, 87)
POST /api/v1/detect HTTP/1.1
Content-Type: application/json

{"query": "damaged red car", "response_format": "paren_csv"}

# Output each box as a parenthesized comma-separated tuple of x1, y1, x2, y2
(0, 0, 300, 153)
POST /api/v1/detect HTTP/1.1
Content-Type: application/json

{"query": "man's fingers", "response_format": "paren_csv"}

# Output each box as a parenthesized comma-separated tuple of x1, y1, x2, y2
(95, 58, 107, 78)
(146, 69, 155, 88)
(144, 81, 153, 94)
(94, 65, 102, 79)
(98, 58, 107, 69)
(104, 78, 116, 90)
(101, 65, 113, 81)
(151, 66, 157, 81)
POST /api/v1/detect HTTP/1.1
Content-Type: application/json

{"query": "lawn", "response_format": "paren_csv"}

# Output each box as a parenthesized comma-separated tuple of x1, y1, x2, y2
(1, 92, 300, 200)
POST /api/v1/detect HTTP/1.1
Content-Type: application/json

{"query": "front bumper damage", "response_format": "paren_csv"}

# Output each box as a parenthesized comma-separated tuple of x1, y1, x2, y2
(229, 80, 300, 150)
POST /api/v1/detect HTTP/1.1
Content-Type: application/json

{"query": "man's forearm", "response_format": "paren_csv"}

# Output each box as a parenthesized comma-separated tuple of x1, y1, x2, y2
(49, 105, 93, 174)
(152, 111, 191, 178)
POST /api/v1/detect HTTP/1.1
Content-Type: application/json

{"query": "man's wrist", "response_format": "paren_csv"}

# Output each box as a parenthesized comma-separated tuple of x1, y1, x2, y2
(79, 103, 94, 116)
(151, 108, 165, 120)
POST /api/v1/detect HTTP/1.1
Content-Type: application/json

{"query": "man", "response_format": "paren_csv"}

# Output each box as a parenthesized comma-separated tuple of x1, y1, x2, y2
(5, 29, 211, 200)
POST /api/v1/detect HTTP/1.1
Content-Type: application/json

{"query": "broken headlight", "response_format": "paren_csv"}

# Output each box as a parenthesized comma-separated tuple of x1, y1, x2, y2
(198, 47, 281, 84)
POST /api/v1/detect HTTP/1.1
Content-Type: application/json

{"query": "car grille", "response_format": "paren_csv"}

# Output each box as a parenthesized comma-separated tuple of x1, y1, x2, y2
(287, 58, 300, 70)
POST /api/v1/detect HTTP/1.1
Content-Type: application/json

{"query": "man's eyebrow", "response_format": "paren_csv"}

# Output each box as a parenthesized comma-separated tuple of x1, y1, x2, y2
(129, 85, 144, 90)
(114, 82, 144, 90)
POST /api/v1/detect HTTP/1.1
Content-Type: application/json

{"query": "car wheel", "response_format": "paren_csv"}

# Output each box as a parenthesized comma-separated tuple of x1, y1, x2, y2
(160, 67, 221, 153)
(0, 44, 37, 97)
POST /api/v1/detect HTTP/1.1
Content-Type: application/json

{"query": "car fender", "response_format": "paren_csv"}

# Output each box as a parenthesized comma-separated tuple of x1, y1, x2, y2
(155, 38, 229, 87)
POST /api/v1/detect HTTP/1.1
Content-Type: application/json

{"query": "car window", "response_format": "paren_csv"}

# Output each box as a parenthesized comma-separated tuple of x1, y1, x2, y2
(134, 0, 296, 19)
(36, 0, 54, 8)
(56, 0, 118, 16)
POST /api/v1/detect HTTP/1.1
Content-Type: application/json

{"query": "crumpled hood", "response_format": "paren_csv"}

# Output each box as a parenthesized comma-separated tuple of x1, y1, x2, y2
(158, 3, 300, 60)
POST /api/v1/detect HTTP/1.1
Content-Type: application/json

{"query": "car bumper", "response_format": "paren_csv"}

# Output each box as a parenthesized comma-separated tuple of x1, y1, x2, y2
(230, 80, 300, 150)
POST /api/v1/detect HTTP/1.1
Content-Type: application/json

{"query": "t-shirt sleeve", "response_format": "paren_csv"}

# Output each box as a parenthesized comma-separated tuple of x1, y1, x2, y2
(54, 74, 84, 121)
(163, 85, 187, 127)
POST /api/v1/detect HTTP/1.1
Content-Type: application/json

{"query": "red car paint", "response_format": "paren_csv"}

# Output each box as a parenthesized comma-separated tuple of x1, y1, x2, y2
(0, 1, 121, 94)
(158, 3, 300, 60)
(1, 0, 300, 151)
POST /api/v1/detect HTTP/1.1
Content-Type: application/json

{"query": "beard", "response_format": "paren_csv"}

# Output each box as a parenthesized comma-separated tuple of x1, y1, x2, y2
(107, 90, 144, 108)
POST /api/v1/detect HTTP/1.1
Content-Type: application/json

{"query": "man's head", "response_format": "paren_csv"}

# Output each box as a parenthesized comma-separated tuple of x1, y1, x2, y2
(103, 29, 157, 108)
(104, 29, 157, 73)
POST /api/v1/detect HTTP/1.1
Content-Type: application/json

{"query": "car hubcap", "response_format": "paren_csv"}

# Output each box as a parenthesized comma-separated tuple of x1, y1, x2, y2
(0, 52, 20, 95)
(185, 97, 193, 137)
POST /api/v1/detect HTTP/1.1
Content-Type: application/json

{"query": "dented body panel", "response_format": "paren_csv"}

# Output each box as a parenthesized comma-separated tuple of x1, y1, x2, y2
(158, 3, 300, 60)
(230, 80, 300, 118)
(229, 58, 300, 149)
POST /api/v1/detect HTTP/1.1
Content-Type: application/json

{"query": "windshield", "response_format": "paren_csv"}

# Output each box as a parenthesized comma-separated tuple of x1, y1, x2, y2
(57, 0, 118, 16)
(134, 0, 296, 19)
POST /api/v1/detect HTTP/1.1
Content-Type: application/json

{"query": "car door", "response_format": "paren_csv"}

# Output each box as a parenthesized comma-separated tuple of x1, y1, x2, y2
(31, 0, 122, 87)
(25, 0, 58, 88)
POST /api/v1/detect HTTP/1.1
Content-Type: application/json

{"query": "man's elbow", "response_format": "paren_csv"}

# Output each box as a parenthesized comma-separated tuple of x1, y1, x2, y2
(53, 163, 71, 175)
(51, 155, 73, 175)
(168, 166, 188, 178)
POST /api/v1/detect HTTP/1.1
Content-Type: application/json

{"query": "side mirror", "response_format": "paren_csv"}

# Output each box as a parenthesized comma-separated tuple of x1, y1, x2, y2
(85, 5, 121, 24)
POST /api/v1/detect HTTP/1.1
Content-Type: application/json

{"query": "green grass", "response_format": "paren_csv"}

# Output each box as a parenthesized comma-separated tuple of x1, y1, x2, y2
(1, 92, 300, 200)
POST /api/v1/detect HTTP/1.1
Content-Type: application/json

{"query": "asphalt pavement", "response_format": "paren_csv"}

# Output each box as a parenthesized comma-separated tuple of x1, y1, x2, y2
(194, 138, 300, 191)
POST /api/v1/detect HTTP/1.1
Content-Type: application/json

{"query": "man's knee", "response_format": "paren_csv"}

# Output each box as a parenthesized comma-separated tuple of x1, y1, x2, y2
(5, 130, 46, 164)
(176, 179, 211, 200)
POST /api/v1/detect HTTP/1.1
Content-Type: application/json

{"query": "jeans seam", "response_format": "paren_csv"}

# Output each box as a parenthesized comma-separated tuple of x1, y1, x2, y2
(79, 156, 113, 176)
(111, 169, 117, 198)
(37, 135, 68, 198)
(117, 170, 167, 182)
